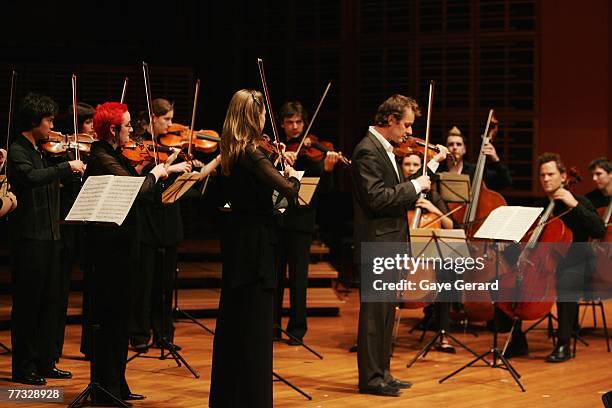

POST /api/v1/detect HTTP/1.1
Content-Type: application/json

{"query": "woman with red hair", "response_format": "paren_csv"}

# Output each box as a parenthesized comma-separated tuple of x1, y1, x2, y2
(83, 102, 173, 404)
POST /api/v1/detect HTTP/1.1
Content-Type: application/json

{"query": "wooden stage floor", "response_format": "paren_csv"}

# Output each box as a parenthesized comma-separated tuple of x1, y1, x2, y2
(0, 293, 610, 407)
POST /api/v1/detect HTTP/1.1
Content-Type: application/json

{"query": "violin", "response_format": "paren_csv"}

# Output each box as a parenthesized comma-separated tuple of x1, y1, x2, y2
(158, 123, 220, 154)
(285, 134, 351, 165)
(121, 139, 186, 166)
(393, 136, 441, 161)
(40, 131, 95, 156)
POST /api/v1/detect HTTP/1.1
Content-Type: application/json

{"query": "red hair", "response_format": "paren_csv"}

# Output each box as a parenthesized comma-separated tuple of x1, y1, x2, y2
(94, 102, 128, 142)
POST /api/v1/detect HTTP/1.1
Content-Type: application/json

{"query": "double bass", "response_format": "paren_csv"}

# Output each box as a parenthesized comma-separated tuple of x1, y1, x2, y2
(454, 110, 508, 322)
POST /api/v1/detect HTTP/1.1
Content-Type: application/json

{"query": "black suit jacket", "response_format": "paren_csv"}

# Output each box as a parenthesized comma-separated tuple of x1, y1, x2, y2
(7, 135, 73, 241)
(351, 131, 419, 262)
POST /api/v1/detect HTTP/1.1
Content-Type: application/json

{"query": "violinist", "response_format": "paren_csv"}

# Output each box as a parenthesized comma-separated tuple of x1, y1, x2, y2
(129, 98, 195, 353)
(504, 153, 605, 363)
(273, 101, 340, 345)
(7, 93, 85, 385)
(585, 157, 611, 209)
(84, 102, 169, 403)
(353, 94, 430, 397)
(439, 124, 512, 190)
(0, 148, 18, 217)
(209, 89, 299, 408)
(52, 102, 95, 363)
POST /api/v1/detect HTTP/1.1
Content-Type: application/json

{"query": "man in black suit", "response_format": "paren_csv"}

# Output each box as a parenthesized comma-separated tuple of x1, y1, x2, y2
(352, 94, 430, 397)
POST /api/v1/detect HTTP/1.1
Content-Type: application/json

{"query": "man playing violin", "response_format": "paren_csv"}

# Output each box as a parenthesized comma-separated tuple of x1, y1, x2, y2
(503, 153, 605, 363)
(7, 93, 85, 385)
(439, 123, 512, 190)
(272, 101, 340, 345)
(353, 94, 430, 397)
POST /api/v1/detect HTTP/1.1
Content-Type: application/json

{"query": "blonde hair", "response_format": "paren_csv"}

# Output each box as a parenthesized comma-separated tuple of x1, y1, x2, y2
(221, 89, 265, 176)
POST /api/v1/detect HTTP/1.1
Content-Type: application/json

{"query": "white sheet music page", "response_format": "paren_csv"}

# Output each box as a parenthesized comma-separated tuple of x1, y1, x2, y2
(94, 176, 145, 225)
(474, 206, 544, 242)
(65, 175, 114, 222)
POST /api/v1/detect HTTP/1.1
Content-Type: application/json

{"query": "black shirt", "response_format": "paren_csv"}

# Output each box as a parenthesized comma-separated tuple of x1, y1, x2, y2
(7, 134, 73, 241)
(585, 188, 610, 210)
(534, 195, 605, 243)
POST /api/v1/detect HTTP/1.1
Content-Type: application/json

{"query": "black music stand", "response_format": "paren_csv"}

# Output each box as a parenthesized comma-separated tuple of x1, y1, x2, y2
(128, 176, 199, 379)
(68, 325, 129, 408)
(405, 229, 487, 367)
(437, 206, 544, 392)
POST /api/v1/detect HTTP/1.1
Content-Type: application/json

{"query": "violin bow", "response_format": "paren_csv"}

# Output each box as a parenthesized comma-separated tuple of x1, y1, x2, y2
(293, 81, 332, 157)
(187, 79, 201, 159)
(1, 70, 17, 193)
(120, 76, 129, 104)
(71, 74, 80, 161)
(410, 80, 434, 229)
(142, 62, 159, 165)
(256, 58, 285, 171)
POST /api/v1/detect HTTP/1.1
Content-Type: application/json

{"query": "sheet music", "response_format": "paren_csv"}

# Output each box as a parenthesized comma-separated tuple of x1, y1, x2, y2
(474, 206, 544, 242)
(65, 175, 113, 221)
(65, 175, 145, 226)
(94, 176, 145, 225)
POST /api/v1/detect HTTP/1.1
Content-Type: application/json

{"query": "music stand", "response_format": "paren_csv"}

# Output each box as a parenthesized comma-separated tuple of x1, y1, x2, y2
(405, 229, 487, 367)
(128, 175, 200, 379)
(438, 206, 543, 392)
(436, 172, 470, 204)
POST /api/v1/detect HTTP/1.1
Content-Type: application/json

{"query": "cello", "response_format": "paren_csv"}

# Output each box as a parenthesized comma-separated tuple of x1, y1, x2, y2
(591, 200, 612, 297)
(496, 172, 582, 321)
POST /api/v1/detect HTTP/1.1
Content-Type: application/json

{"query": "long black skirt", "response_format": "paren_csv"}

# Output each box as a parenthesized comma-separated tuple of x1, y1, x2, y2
(209, 282, 273, 408)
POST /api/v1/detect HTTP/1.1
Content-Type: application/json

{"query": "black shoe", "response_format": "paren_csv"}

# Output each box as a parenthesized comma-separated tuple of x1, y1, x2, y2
(41, 366, 72, 379)
(434, 341, 456, 354)
(13, 372, 46, 386)
(503, 331, 529, 359)
(349, 343, 358, 353)
(388, 378, 413, 389)
(122, 393, 146, 401)
(546, 343, 571, 363)
(359, 384, 401, 397)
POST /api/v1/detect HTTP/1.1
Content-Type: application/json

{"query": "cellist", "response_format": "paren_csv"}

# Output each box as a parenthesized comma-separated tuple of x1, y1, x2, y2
(503, 153, 605, 362)
(585, 157, 611, 209)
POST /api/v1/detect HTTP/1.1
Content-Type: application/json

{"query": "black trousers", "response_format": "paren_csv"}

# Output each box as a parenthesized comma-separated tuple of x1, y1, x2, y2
(10, 239, 62, 376)
(151, 246, 177, 343)
(357, 300, 396, 388)
(210, 282, 273, 408)
(57, 224, 80, 360)
(89, 227, 137, 399)
(275, 228, 311, 339)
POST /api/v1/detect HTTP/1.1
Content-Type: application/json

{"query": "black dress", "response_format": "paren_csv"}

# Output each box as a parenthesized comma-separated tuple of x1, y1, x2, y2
(84, 140, 157, 400)
(209, 145, 299, 408)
